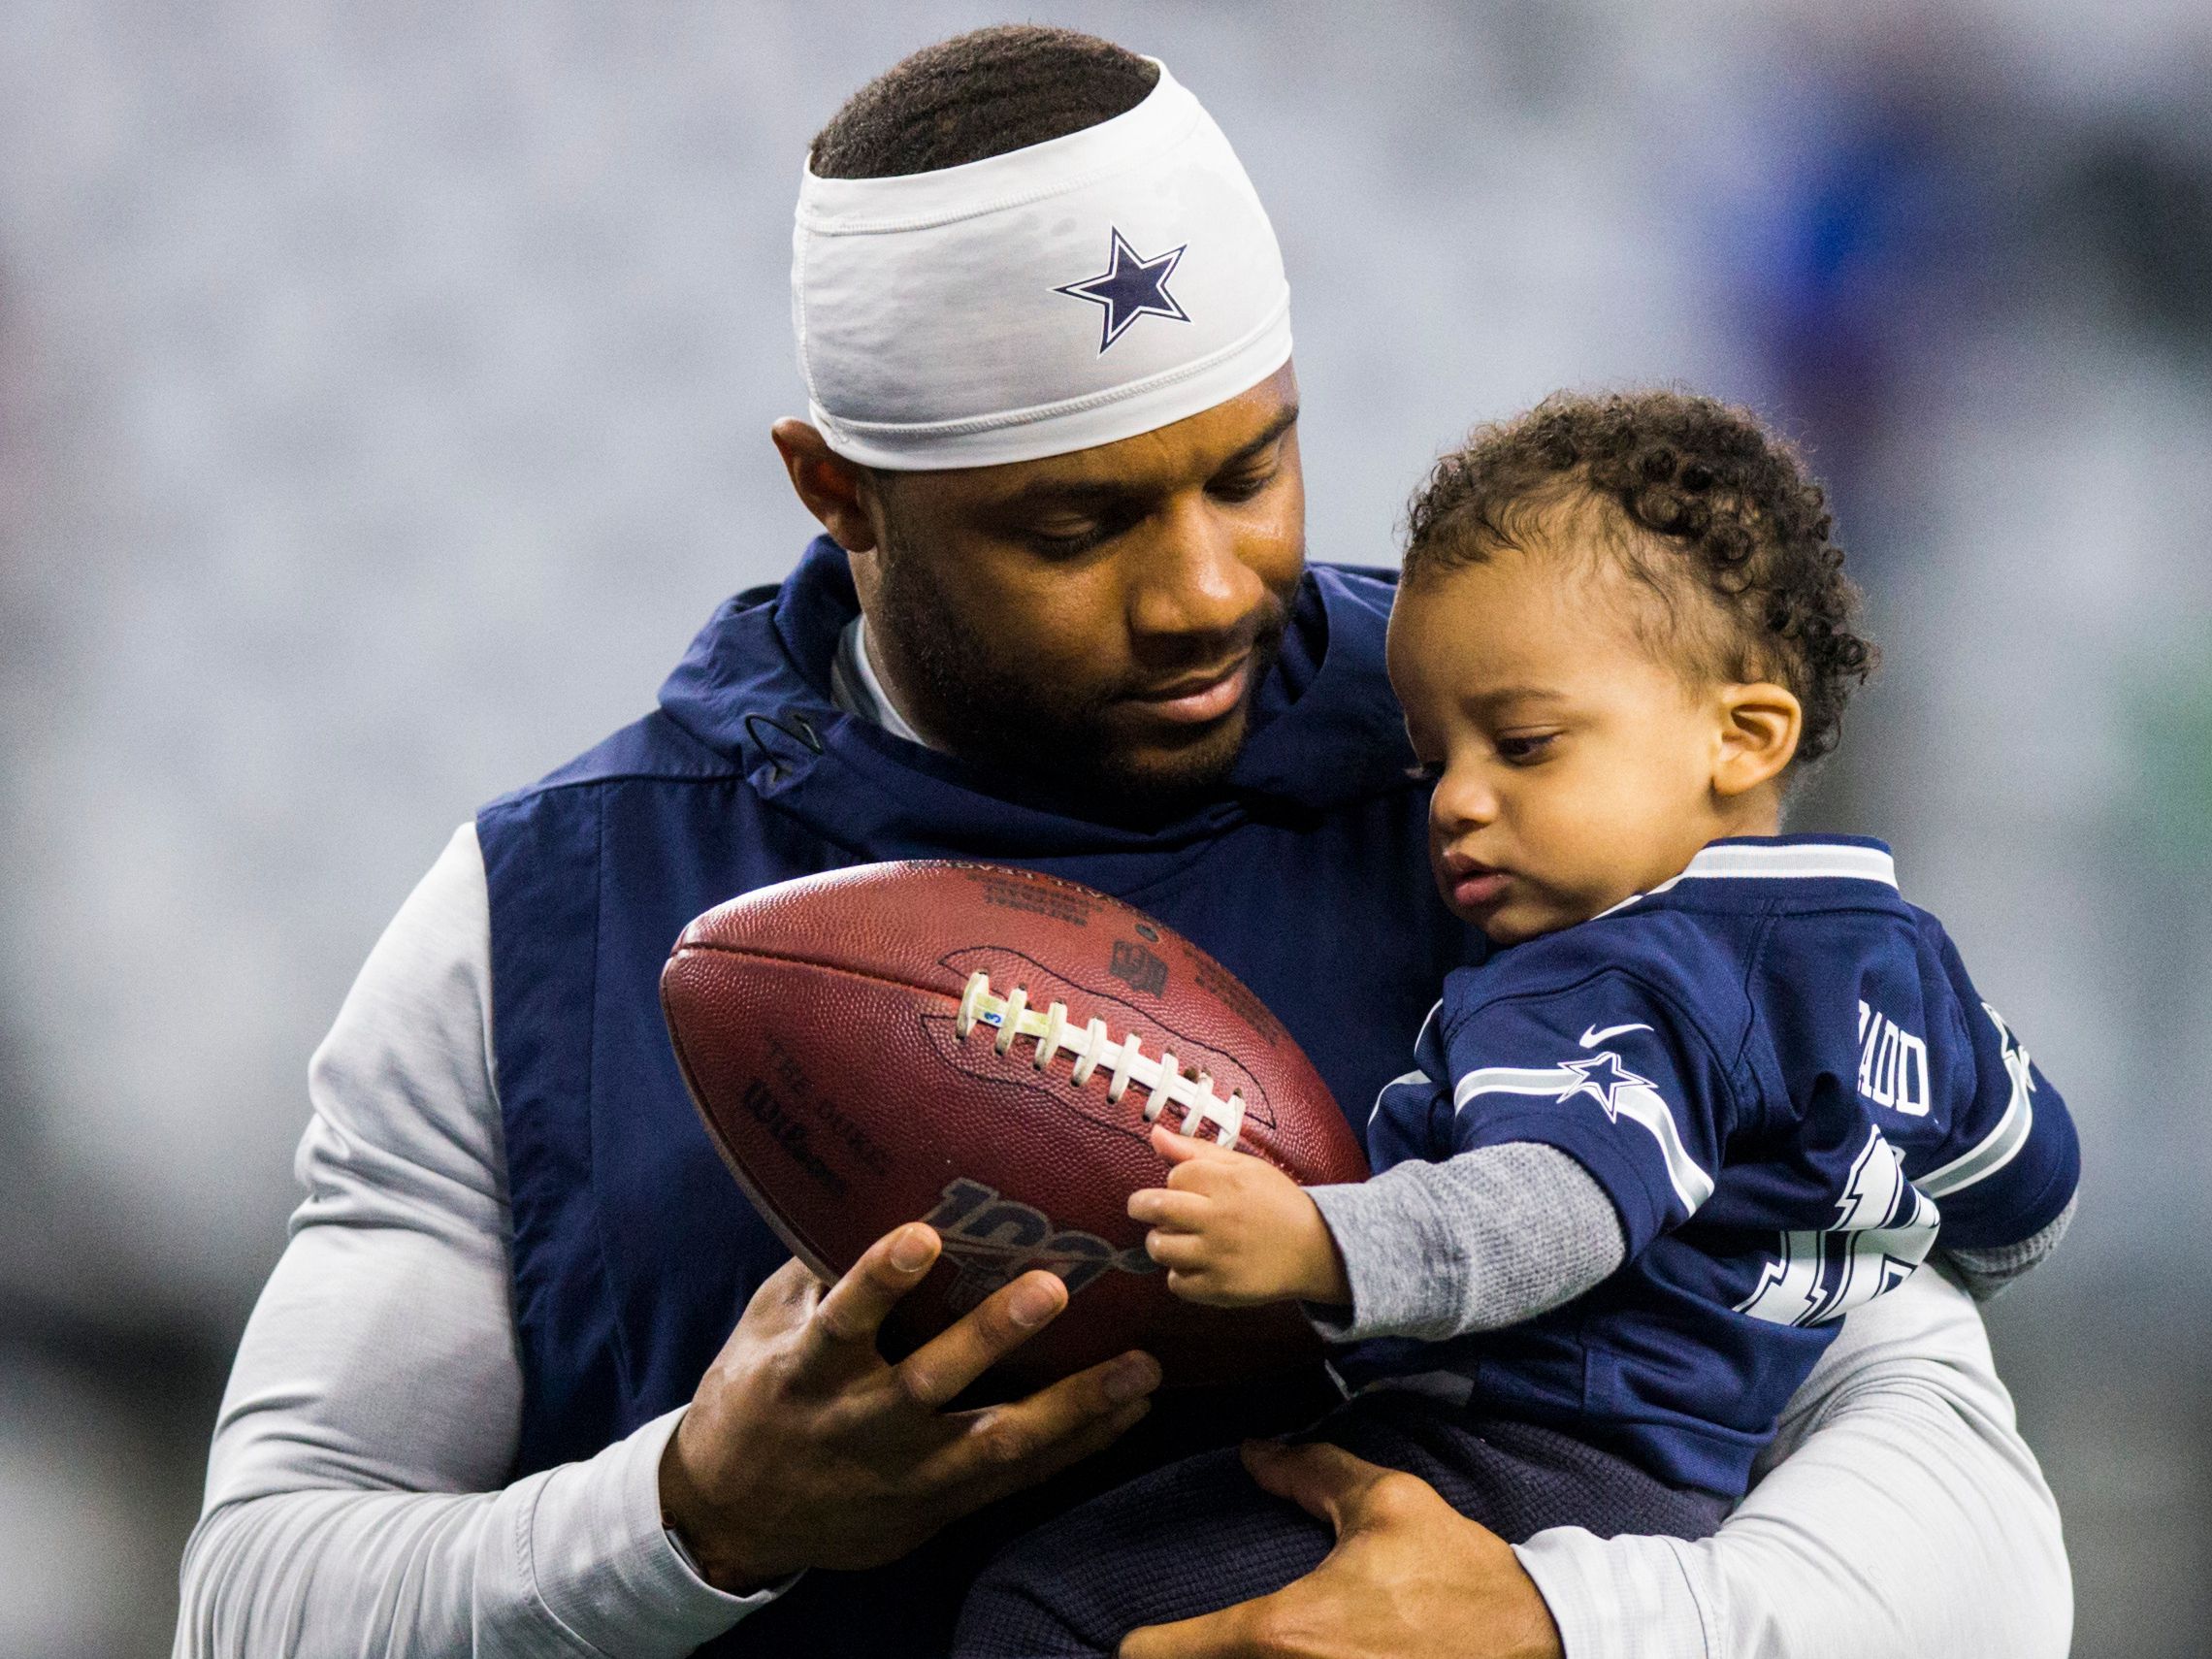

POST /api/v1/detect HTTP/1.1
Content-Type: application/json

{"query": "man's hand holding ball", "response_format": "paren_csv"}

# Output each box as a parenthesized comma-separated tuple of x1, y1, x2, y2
(659, 1220, 1160, 1592)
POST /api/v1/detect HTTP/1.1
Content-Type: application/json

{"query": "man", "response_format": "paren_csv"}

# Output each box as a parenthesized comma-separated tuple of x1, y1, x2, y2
(176, 25, 2069, 1659)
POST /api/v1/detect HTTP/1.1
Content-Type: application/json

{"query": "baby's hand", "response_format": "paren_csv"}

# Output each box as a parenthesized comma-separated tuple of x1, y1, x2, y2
(1127, 1123, 1350, 1309)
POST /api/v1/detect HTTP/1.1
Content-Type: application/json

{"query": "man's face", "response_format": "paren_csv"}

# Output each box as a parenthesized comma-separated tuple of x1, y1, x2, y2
(848, 367, 1305, 816)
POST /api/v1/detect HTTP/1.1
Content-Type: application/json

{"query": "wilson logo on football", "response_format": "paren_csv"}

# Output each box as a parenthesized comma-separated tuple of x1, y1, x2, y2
(924, 1178, 1155, 1308)
(954, 970, 1248, 1148)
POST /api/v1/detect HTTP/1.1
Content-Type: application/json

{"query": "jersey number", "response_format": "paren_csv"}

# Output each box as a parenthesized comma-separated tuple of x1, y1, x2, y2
(1735, 1127, 1939, 1327)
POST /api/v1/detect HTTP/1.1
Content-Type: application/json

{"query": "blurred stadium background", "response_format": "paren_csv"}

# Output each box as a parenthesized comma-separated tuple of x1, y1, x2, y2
(2, 2, 2208, 1653)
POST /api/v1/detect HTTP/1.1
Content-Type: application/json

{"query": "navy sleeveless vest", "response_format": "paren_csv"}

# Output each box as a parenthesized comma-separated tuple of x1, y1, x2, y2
(478, 537, 1478, 1653)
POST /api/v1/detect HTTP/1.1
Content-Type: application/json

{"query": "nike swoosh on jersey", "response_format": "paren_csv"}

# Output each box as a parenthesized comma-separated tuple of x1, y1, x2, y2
(1579, 1022, 1653, 1047)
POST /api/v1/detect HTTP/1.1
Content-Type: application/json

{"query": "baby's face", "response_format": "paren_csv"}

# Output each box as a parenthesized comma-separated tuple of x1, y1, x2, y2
(1386, 545, 1744, 944)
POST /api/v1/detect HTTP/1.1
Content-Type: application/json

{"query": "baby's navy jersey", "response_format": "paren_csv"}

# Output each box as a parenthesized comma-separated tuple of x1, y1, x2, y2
(1344, 835, 2080, 1497)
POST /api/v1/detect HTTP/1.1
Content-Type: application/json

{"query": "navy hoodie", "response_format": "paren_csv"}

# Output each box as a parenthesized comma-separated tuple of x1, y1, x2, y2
(475, 537, 1478, 1653)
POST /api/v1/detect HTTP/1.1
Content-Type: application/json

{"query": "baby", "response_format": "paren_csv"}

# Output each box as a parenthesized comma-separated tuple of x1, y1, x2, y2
(954, 390, 2081, 1657)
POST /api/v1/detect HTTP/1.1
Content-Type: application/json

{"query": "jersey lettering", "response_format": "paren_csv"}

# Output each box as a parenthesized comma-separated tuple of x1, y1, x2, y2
(1856, 998, 1930, 1116)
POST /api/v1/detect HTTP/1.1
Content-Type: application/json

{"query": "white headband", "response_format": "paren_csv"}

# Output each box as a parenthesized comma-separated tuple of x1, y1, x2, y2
(792, 61, 1292, 471)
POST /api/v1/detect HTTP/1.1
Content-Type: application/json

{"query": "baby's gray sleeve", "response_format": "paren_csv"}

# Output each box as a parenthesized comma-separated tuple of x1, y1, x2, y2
(1940, 1191, 2076, 1301)
(1305, 1144, 1625, 1343)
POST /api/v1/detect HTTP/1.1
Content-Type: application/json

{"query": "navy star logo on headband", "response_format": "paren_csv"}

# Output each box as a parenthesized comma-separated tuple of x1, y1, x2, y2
(1055, 228, 1191, 352)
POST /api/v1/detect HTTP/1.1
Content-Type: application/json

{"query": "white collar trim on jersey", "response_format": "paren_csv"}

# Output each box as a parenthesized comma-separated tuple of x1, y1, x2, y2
(1600, 839, 1899, 919)
(1671, 839, 1897, 889)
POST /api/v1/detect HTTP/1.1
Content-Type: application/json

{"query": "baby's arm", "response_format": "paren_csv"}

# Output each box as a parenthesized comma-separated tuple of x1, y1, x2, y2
(1943, 1192, 2075, 1301)
(1126, 1124, 1626, 1341)
(1315, 963, 1729, 1337)
(1305, 1143, 1624, 1340)
(1918, 938, 2083, 1302)
(1132, 961, 1725, 1327)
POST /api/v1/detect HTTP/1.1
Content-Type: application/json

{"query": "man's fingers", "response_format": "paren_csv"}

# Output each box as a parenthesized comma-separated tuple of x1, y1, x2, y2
(960, 1394, 1155, 1508)
(917, 1348, 1162, 1493)
(1120, 1595, 1273, 1659)
(1239, 1439, 1392, 1533)
(717, 1253, 830, 1363)
(747, 1253, 829, 1319)
(1132, 1445, 1556, 1659)
(891, 1268, 1070, 1409)
(801, 1223, 941, 1365)
(911, 1353, 1158, 1495)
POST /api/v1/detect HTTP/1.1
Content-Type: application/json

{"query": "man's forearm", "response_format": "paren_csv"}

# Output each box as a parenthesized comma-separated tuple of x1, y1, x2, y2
(175, 1122, 766, 1658)
(1513, 1267, 2069, 1659)
(177, 825, 764, 1656)
(176, 1410, 771, 1658)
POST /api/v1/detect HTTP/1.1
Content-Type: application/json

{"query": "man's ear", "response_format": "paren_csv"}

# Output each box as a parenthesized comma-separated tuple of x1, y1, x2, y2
(1713, 681, 1803, 797)
(771, 418, 882, 553)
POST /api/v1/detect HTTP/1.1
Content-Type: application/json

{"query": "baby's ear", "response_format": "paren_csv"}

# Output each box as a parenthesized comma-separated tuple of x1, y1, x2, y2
(1713, 681, 1803, 797)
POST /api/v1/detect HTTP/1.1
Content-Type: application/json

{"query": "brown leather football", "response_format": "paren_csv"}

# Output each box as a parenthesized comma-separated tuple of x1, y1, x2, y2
(660, 860, 1369, 1389)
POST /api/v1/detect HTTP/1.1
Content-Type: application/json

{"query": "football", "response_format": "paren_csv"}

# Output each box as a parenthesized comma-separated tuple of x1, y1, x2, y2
(660, 860, 1369, 1388)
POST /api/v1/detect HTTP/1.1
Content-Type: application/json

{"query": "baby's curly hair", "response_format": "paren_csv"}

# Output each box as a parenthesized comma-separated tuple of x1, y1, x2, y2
(1402, 390, 1876, 764)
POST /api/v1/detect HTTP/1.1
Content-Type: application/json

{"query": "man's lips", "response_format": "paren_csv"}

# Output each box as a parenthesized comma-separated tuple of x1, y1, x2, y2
(1121, 658, 1251, 725)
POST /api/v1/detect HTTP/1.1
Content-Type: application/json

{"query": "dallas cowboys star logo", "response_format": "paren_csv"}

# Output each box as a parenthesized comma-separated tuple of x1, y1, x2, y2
(1055, 227, 1191, 352)
(1556, 1052, 1652, 1122)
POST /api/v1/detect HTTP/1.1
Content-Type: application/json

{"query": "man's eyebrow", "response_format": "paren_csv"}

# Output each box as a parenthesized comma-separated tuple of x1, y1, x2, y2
(987, 475, 1142, 513)
(1218, 403, 1301, 472)
(984, 405, 1302, 514)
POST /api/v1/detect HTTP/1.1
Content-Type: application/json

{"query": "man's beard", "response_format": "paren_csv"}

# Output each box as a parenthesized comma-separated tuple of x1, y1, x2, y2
(871, 547, 1288, 825)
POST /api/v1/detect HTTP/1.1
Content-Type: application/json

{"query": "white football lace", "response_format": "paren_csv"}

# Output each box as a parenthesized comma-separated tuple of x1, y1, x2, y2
(954, 970, 1247, 1150)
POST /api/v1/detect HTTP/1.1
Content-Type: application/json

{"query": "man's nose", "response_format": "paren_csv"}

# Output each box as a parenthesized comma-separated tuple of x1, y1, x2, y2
(1124, 502, 1267, 642)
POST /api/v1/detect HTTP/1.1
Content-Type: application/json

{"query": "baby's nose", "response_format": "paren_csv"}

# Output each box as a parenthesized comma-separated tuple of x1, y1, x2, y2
(1430, 770, 1499, 831)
